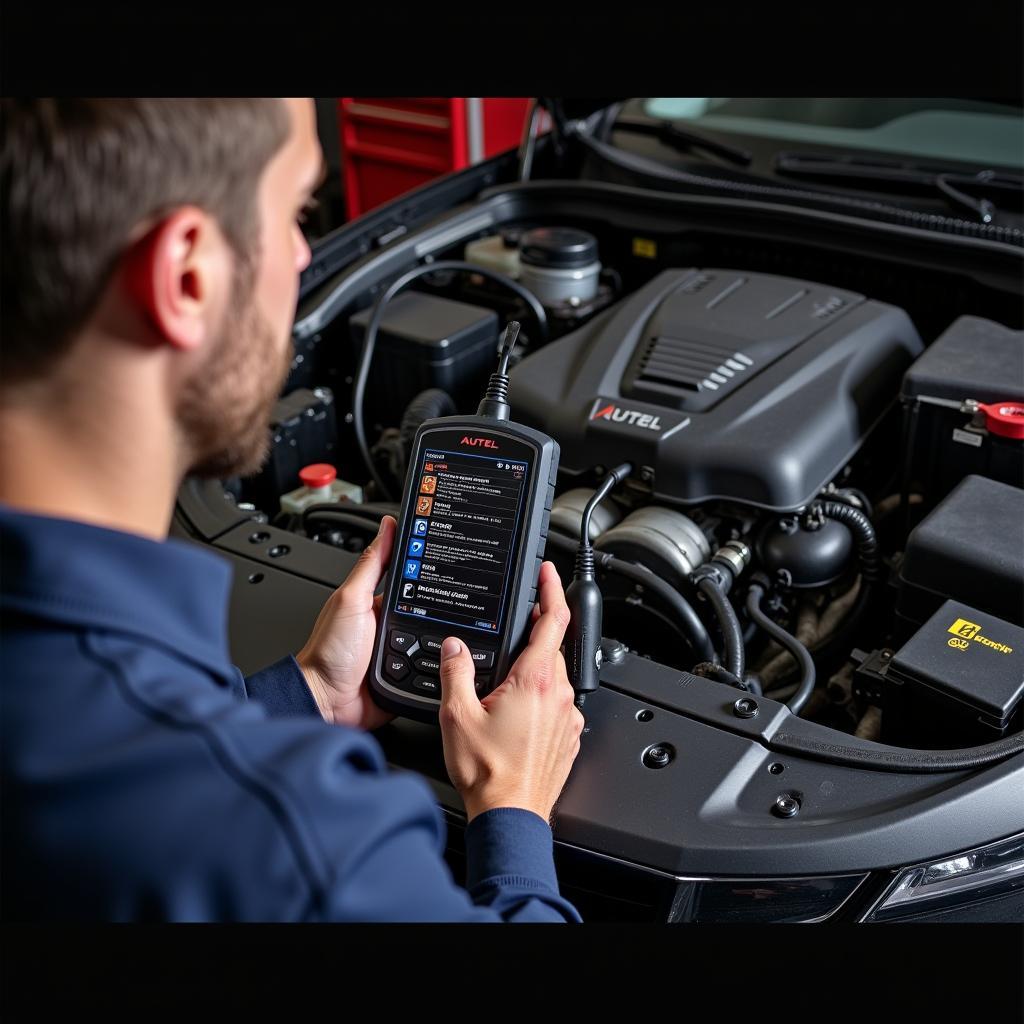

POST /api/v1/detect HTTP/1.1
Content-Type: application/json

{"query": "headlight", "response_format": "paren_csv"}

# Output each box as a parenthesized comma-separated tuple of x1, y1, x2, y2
(864, 832, 1024, 922)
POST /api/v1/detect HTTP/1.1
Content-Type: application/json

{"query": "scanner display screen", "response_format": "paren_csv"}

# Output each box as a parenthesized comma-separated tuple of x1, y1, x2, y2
(393, 431, 533, 634)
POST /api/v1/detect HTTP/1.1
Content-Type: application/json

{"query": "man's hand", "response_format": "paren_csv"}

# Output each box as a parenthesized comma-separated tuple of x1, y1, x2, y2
(296, 515, 396, 731)
(437, 561, 585, 823)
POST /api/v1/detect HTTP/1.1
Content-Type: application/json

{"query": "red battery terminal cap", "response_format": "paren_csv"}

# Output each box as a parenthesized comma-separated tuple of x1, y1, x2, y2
(299, 464, 337, 488)
(979, 401, 1024, 440)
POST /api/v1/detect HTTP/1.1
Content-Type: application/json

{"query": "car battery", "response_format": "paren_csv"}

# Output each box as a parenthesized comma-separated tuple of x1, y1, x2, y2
(899, 315, 1024, 513)
(896, 474, 1024, 635)
(881, 599, 1024, 748)
(250, 387, 339, 513)
(349, 291, 499, 430)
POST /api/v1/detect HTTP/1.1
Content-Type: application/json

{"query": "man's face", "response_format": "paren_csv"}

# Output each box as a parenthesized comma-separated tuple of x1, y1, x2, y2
(180, 98, 324, 479)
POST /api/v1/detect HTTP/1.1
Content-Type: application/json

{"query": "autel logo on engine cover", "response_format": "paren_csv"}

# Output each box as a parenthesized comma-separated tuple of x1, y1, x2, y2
(589, 402, 663, 431)
(461, 436, 498, 448)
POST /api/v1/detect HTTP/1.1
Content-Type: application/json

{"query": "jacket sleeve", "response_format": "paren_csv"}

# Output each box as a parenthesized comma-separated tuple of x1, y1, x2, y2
(233, 655, 322, 718)
(225, 660, 579, 921)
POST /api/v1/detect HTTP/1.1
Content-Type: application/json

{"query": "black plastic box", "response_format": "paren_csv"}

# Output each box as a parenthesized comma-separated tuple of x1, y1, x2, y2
(897, 474, 1024, 633)
(249, 387, 338, 512)
(900, 315, 1024, 509)
(883, 599, 1024, 747)
(350, 291, 499, 429)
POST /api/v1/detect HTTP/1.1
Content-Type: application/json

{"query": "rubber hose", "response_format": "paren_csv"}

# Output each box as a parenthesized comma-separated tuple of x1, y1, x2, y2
(816, 501, 880, 584)
(747, 582, 816, 716)
(546, 530, 715, 665)
(768, 727, 1024, 774)
(400, 389, 456, 452)
(696, 575, 745, 680)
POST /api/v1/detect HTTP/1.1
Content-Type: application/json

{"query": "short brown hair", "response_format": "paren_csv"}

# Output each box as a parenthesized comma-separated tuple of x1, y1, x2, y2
(1, 99, 290, 386)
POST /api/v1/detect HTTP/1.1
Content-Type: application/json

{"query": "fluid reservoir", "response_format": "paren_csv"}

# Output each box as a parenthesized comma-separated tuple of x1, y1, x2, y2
(463, 229, 522, 278)
(518, 227, 601, 307)
(279, 464, 364, 514)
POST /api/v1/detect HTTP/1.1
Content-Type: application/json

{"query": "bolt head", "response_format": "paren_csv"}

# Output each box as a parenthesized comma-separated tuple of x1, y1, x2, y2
(733, 697, 759, 719)
(774, 795, 800, 818)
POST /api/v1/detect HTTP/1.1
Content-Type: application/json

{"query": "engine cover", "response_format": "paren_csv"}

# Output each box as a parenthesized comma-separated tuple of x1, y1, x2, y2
(510, 268, 924, 511)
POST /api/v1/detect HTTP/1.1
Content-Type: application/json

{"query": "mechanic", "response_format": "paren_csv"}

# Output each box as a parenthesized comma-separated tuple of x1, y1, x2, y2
(0, 98, 585, 921)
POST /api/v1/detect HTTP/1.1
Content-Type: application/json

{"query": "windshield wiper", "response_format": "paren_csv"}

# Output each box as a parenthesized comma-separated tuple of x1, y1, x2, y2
(774, 152, 1023, 225)
(614, 116, 753, 168)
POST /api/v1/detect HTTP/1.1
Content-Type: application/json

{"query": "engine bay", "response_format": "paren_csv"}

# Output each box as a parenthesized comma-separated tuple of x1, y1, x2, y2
(164, 170, 1024, 918)
(216, 202, 1023, 755)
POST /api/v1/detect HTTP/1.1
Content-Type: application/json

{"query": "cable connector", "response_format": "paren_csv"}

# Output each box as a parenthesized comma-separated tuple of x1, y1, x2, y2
(564, 463, 632, 702)
(476, 321, 520, 421)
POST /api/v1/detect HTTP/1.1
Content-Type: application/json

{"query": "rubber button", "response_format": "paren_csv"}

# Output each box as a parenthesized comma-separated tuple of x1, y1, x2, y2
(389, 630, 417, 655)
(383, 654, 410, 683)
(470, 649, 495, 669)
(420, 635, 444, 654)
(412, 675, 440, 697)
(414, 655, 441, 674)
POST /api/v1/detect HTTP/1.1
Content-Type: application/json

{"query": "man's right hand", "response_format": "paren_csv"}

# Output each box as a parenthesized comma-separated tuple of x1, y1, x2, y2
(438, 561, 585, 824)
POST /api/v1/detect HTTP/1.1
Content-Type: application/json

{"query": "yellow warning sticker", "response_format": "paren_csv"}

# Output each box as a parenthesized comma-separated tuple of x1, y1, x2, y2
(632, 237, 657, 259)
(946, 618, 1013, 654)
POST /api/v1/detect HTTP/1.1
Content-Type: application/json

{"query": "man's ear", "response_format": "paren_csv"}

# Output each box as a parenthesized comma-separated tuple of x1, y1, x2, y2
(120, 206, 231, 353)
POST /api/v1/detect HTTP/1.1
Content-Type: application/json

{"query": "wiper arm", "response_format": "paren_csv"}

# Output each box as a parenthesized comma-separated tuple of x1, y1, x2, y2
(614, 116, 753, 167)
(774, 152, 1022, 225)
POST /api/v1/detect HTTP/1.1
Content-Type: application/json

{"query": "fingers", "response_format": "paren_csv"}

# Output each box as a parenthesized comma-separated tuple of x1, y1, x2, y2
(526, 561, 572, 655)
(341, 516, 396, 597)
(438, 637, 479, 718)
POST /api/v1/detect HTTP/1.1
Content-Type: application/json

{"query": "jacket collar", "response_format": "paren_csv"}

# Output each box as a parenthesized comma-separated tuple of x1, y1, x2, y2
(1, 504, 236, 681)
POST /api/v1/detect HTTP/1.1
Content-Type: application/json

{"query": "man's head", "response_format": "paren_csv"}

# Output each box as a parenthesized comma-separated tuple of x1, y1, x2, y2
(1, 98, 325, 477)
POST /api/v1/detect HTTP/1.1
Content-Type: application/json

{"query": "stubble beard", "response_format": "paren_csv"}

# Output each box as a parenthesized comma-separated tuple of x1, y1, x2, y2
(178, 251, 292, 480)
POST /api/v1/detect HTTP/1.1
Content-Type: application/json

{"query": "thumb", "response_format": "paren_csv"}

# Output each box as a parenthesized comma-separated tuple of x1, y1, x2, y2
(343, 515, 396, 595)
(438, 637, 478, 711)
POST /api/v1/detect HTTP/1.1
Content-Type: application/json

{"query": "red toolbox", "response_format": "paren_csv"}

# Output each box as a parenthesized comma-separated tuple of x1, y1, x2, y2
(339, 97, 532, 220)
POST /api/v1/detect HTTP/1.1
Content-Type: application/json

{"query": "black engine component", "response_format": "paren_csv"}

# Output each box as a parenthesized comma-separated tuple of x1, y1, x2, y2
(897, 475, 1024, 633)
(350, 291, 499, 427)
(900, 315, 1024, 510)
(757, 514, 853, 588)
(881, 599, 1024, 748)
(510, 268, 923, 511)
(250, 387, 338, 512)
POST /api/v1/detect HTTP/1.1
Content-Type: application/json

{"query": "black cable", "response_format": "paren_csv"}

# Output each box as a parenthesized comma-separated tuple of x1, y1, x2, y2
(769, 727, 1024, 774)
(746, 581, 816, 716)
(564, 463, 633, 702)
(300, 502, 396, 532)
(580, 466, 629, 553)
(303, 510, 386, 537)
(351, 262, 549, 500)
(695, 574, 745, 681)
(547, 530, 715, 665)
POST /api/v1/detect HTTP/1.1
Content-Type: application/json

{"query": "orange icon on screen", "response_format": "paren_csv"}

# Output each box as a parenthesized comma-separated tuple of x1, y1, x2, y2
(424, 463, 434, 472)
(420, 475, 437, 495)
(416, 496, 434, 515)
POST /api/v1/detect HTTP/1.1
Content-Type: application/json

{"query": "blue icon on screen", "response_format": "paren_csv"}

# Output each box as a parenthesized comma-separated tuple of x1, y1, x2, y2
(413, 518, 429, 536)
(408, 538, 425, 557)
(403, 560, 422, 580)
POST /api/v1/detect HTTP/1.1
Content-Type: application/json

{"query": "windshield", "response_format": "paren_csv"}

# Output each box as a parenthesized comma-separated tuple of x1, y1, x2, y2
(642, 98, 1023, 169)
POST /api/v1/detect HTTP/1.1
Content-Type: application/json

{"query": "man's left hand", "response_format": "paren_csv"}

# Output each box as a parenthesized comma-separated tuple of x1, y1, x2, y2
(296, 515, 397, 731)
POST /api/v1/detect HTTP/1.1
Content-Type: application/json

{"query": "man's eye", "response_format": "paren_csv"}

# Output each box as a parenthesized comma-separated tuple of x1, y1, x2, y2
(297, 197, 320, 225)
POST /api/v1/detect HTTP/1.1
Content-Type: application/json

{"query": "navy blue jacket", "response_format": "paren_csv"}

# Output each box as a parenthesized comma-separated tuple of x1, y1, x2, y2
(0, 506, 581, 922)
